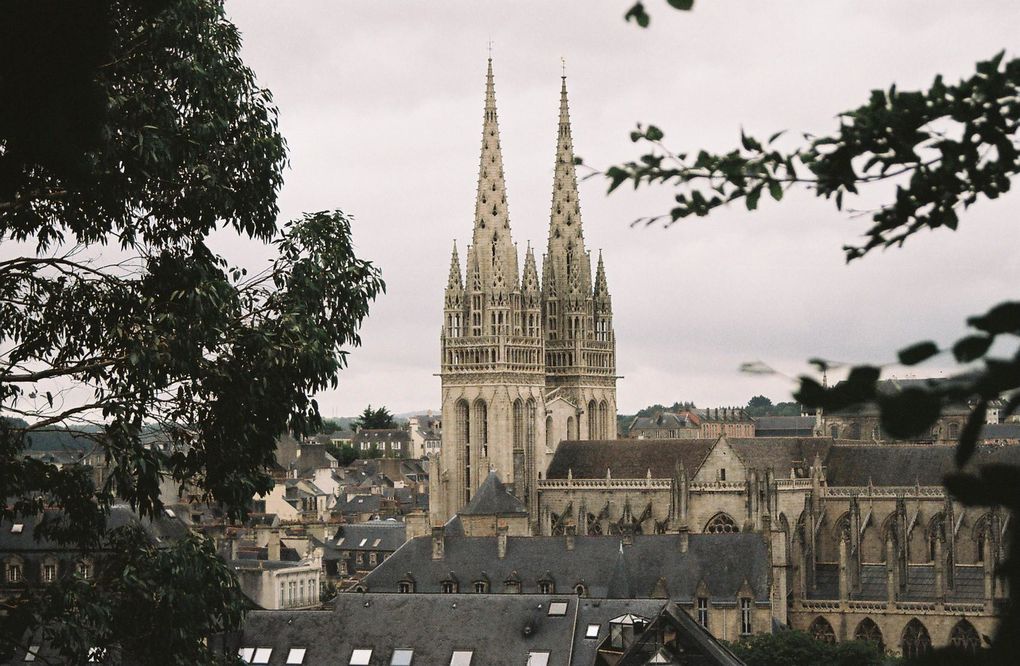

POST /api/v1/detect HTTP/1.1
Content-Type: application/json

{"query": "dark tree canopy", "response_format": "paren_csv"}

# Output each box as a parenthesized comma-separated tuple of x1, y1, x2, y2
(1, 1, 383, 662)
(352, 405, 397, 431)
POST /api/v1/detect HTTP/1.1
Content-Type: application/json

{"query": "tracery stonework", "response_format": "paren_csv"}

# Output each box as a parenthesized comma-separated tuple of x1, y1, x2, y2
(429, 59, 618, 530)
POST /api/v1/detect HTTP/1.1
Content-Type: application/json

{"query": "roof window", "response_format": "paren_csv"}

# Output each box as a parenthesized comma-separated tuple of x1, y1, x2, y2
(547, 601, 568, 616)
(585, 623, 600, 639)
(391, 649, 414, 665)
(286, 648, 306, 664)
(23, 645, 40, 661)
(450, 651, 473, 666)
(238, 648, 254, 662)
(350, 648, 373, 665)
(87, 648, 105, 663)
(527, 653, 550, 666)
(11, 524, 23, 534)
(359, 538, 368, 547)
(252, 648, 272, 664)
(373, 538, 382, 547)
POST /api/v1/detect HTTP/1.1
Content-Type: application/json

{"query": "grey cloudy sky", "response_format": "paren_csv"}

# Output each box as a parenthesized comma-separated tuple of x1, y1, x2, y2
(223, 1, 1020, 417)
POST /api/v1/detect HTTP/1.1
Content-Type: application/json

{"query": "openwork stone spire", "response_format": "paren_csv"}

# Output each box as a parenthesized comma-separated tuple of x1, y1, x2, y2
(469, 58, 519, 292)
(522, 243, 540, 296)
(594, 250, 610, 301)
(447, 241, 463, 293)
(544, 74, 591, 310)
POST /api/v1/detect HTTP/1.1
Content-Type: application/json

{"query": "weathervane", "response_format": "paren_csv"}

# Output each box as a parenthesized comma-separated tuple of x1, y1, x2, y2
(488, 38, 493, 59)
(561, 56, 566, 77)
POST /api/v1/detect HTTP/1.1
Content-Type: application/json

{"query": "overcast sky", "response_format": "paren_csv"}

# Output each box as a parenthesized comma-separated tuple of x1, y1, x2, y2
(222, 1, 1020, 417)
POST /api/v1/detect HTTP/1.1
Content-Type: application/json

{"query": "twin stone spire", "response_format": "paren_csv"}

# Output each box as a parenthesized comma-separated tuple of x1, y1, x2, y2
(445, 58, 612, 341)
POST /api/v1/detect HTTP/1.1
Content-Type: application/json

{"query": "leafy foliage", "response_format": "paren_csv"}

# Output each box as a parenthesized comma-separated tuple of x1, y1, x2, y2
(746, 395, 802, 417)
(325, 443, 359, 466)
(727, 630, 892, 666)
(352, 405, 397, 431)
(599, 52, 1020, 262)
(0, 0, 383, 661)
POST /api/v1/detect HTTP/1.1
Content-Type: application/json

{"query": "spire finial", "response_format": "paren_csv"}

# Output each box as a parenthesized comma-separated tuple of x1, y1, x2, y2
(561, 56, 566, 78)
(488, 38, 494, 60)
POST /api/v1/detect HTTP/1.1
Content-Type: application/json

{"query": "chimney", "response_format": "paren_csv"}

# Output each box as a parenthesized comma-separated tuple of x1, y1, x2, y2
(431, 527, 445, 560)
(678, 523, 689, 553)
(229, 537, 239, 561)
(565, 525, 575, 551)
(497, 525, 508, 559)
(268, 529, 281, 561)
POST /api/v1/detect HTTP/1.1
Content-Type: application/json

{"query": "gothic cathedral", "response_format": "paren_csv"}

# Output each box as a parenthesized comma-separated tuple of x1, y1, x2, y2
(431, 59, 618, 531)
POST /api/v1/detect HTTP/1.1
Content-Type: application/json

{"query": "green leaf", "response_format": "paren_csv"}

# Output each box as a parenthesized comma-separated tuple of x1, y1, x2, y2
(878, 388, 942, 439)
(967, 302, 1020, 335)
(768, 180, 783, 201)
(624, 2, 650, 27)
(745, 186, 761, 211)
(897, 340, 939, 366)
(952, 335, 993, 363)
(666, 0, 694, 9)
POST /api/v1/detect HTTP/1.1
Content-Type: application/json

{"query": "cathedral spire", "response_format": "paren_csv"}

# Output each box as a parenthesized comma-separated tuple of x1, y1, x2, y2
(447, 241, 463, 293)
(470, 57, 520, 291)
(522, 243, 540, 296)
(544, 72, 590, 305)
(594, 250, 610, 301)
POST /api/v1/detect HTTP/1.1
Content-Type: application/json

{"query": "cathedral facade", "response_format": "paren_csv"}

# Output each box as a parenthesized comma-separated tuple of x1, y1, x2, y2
(430, 60, 618, 530)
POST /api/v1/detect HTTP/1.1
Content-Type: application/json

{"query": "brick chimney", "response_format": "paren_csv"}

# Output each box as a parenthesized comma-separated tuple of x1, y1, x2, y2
(497, 525, 508, 559)
(431, 527, 445, 561)
(268, 529, 281, 561)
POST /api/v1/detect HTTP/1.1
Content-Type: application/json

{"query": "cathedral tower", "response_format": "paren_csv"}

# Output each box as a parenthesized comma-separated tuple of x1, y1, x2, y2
(432, 61, 618, 531)
(433, 59, 546, 527)
(541, 74, 618, 443)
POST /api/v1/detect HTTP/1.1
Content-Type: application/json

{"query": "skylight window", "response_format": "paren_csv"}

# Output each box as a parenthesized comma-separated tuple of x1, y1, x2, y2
(359, 538, 368, 547)
(373, 538, 382, 547)
(286, 648, 306, 664)
(336, 538, 345, 546)
(391, 649, 414, 665)
(547, 601, 568, 616)
(585, 623, 600, 639)
(350, 648, 373, 665)
(252, 648, 272, 664)
(238, 648, 255, 663)
(24, 645, 40, 662)
(11, 524, 23, 534)
(450, 651, 473, 666)
(87, 648, 105, 663)
(527, 652, 550, 666)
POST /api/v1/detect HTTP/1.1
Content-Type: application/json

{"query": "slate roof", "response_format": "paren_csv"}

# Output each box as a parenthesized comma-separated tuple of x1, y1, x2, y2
(979, 422, 1020, 440)
(726, 437, 834, 478)
(822, 444, 1020, 486)
(0, 504, 188, 551)
(546, 439, 715, 479)
(616, 601, 745, 666)
(326, 520, 406, 558)
(569, 598, 667, 665)
(362, 533, 770, 602)
(630, 412, 699, 431)
(459, 472, 527, 516)
(221, 594, 582, 665)
(338, 494, 386, 514)
(353, 429, 411, 445)
(753, 415, 816, 436)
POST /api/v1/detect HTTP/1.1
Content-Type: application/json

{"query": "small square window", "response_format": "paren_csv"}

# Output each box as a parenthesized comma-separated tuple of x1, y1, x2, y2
(527, 652, 550, 666)
(286, 648, 306, 664)
(24, 645, 40, 662)
(238, 648, 255, 663)
(450, 651, 472, 666)
(585, 624, 600, 639)
(252, 648, 272, 664)
(391, 649, 414, 665)
(350, 648, 373, 665)
(547, 601, 568, 616)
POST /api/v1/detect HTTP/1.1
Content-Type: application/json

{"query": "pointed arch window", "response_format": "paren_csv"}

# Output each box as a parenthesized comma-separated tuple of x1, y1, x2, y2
(587, 401, 598, 440)
(854, 618, 883, 650)
(809, 616, 836, 644)
(705, 513, 739, 534)
(901, 619, 932, 659)
(949, 619, 981, 653)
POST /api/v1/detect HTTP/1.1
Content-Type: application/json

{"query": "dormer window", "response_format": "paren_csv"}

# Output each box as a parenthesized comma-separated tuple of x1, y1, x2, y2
(740, 598, 752, 635)
(441, 580, 457, 594)
(504, 580, 521, 594)
(473, 580, 488, 593)
(398, 580, 414, 594)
